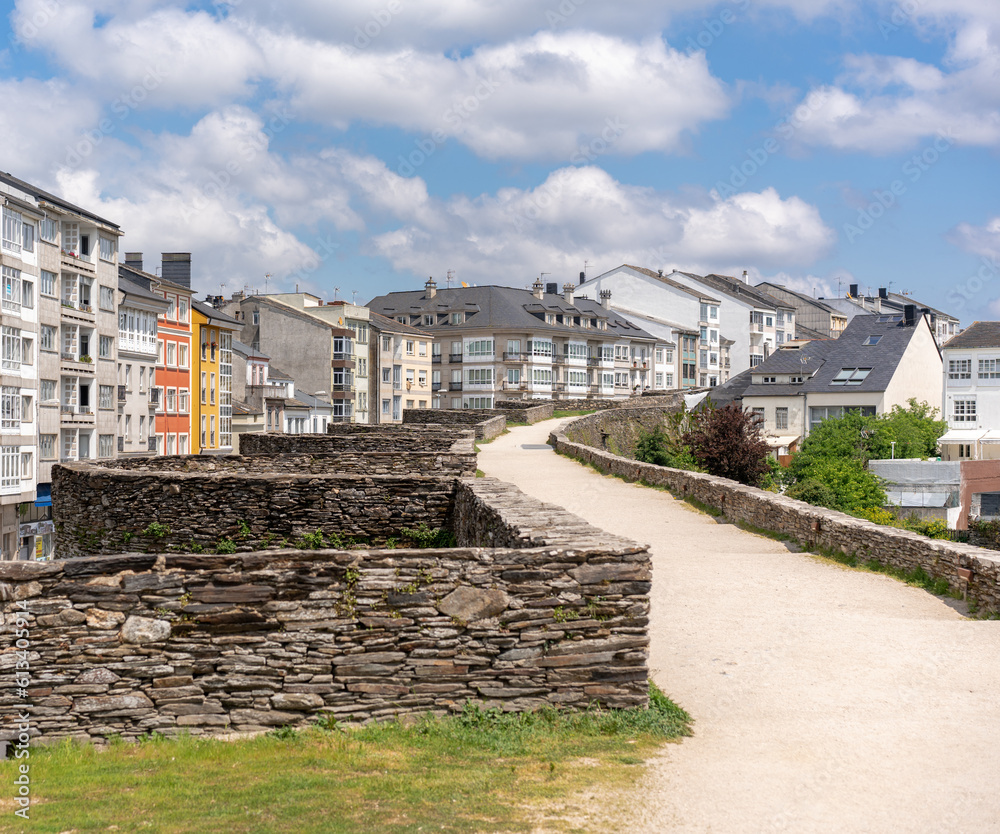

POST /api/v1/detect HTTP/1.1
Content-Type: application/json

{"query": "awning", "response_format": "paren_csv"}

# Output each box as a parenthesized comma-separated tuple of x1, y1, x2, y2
(765, 434, 800, 449)
(978, 430, 1000, 444)
(34, 483, 51, 508)
(937, 429, 988, 444)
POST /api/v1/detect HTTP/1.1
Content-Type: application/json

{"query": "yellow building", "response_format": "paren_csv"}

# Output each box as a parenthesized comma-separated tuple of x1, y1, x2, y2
(191, 300, 240, 454)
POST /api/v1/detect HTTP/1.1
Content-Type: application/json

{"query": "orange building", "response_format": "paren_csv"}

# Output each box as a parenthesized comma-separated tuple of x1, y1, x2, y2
(121, 255, 193, 454)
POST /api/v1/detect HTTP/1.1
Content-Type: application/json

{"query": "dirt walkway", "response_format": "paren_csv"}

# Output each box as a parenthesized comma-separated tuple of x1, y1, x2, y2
(477, 419, 1000, 833)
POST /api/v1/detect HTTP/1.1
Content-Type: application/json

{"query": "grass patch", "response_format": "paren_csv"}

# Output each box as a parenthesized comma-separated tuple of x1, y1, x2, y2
(680, 495, 724, 517)
(732, 520, 794, 543)
(6, 684, 691, 833)
(812, 544, 962, 599)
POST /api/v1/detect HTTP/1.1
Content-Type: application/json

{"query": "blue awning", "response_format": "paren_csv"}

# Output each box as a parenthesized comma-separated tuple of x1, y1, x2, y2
(34, 483, 51, 507)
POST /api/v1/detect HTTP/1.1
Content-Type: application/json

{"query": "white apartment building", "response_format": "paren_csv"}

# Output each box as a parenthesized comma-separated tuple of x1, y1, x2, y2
(939, 322, 1000, 460)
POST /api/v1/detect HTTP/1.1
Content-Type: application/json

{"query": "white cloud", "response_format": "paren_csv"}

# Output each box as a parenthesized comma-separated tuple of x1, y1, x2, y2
(949, 216, 1000, 260)
(261, 29, 731, 161)
(364, 164, 835, 285)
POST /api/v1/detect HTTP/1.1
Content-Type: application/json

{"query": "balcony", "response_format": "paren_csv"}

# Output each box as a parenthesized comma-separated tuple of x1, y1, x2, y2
(750, 321, 764, 333)
(148, 389, 160, 408)
(448, 353, 463, 363)
(61, 354, 96, 375)
(503, 352, 527, 362)
(61, 251, 95, 273)
(61, 406, 95, 425)
(553, 383, 566, 392)
(432, 382, 442, 391)
(60, 302, 96, 324)
(431, 354, 441, 364)
(329, 414, 352, 424)
(448, 381, 462, 391)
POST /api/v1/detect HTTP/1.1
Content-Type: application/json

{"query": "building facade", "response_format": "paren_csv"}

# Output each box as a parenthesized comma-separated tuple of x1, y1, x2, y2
(191, 300, 238, 455)
(369, 312, 434, 420)
(368, 278, 660, 407)
(0, 173, 123, 560)
(117, 274, 166, 457)
(939, 322, 1000, 461)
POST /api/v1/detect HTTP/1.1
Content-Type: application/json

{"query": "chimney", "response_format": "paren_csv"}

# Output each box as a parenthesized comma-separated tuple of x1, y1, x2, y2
(904, 304, 916, 326)
(878, 287, 888, 299)
(600, 289, 612, 310)
(161, 253, 191, 288)
(532, 278, 544, 300)
(579, 271, 586, 285)
(545, 282, 558, 295)
(124, 252, 143, 271)
(563, 283, 575, 304)
(874, 295, 881, 314)
(425, 276, 437, 298)
(742, 270, 749, 284)
(657, 269, 663, 277)
(849, 283, 859, 298)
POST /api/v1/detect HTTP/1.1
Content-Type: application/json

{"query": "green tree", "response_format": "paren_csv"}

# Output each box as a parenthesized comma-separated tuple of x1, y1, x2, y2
(788, 458, 886, 513)
(681, 403, 772, 486)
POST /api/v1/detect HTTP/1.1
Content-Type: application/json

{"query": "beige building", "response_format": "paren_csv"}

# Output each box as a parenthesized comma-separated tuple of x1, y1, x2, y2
(369, 313, 434, 421)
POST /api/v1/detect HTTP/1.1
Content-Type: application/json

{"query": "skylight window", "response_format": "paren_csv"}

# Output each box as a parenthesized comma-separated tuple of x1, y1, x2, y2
(864, 335, 882, 345)
(875, 315, 902, 323)
(831, 367, 872, 385)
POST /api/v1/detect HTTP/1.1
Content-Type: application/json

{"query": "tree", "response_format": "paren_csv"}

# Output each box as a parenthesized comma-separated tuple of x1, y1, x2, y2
(681, 403, 772, 486)
(787, 459, 886, 513)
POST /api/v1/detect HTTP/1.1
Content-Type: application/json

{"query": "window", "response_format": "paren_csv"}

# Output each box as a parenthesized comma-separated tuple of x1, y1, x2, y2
(99, 236, 116, 261)
(406, 340, 414, 355)
(99, 434, 114, 458)
(809, 405, 876, 430)
(38, 325, 55, 352)
(40, 380, 56, 403)
(506, 339, 521, 356)
(418, 370, 427, 386)
(948, 359, 972, 380)
(2, 207, 22, 253)
(507, 368, 521, 385)
(952, 397, 977, 423)
(166, 295, 176, 320)
(40, 270, 56, 296)
(139, 415, 146, 442)
(450, 312, 463, 325)
(200, 415, 206, 447)
(532, 368, 553, 384)
(124, 414, 132, 441)
(179, 389, 189, 413)
(2, 326, 21, 371)
(210, 415, 216, 447)
(979, 359, 1000, 379)
(864, 335, 882, 346)
(179, 434, 188, 455)
(381, 367, 390, 384)
(382, 335, 392, 352)
(418, 341, 427, 356)
(139, 366, 145, 393)
(530, 339, 553, 358)
(762, 376, 777, 383)
(99, 335, 113, 359)
(210, 373, 216, 404)
(39, 218, 57, 243)
(166, 388, 177, 412)
(0, 446, 20, 491)
(124, 364, 132, 390)
(20, 450, 31, 478)
(1, 387, 21, 429)
(2, 266, 21, 313)
(466, 368, 492, 385)
(830, 367, 872, 386)
(382, 398, 390, 415)
(39, 434, 56, 460)
(166, 434, 176, 456)
(776, 407, 789, 430)
(466, 339, 493, 358)
(98, 285, 114, 310)
(166, 342, 176, 367)
(179, 344, 188, 368)
(201, 372, 207, 403)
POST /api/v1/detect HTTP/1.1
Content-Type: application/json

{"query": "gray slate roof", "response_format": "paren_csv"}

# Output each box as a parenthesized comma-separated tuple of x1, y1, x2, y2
(941, 321, 1000, 350)
(118, 273, 169, 307)
(367, 285, 657, 342)
(695, 273, 793, 311)
(741, 313, 933, 398)
(618, 265, 722, 303)
(754, 282, 844, 315)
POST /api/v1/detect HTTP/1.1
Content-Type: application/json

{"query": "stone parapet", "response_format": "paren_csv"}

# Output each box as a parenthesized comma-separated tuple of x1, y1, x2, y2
(550, 419, 1000, 614)
(401, 410, 506, 441)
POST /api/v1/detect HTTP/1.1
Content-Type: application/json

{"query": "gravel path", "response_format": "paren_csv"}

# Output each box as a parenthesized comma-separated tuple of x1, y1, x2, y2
(477, 419, 1000, 834)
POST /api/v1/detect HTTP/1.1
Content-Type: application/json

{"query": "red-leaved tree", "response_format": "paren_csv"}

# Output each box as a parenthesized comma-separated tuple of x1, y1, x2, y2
(681, 403, 772, 486)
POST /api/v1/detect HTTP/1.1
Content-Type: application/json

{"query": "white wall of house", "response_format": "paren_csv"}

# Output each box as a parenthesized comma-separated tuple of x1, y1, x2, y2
(882, 316, 943, 415)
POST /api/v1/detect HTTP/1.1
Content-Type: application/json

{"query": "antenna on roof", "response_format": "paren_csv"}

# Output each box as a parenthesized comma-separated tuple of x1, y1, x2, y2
(583, 260, 590, 277)
(264, 273, 271, 294)
(351, 290, 358, 304)
(334, 286, 340, 301)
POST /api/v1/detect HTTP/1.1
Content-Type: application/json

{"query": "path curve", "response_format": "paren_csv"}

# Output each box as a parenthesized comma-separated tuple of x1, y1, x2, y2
(478, 418, 1000, 834)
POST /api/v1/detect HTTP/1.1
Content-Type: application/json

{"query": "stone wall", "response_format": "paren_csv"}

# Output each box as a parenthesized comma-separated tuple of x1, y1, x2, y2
(401, 410, 506, 441)
(0, 476, 650, 744)
(53, 467, 458, 556)
(243, 427, 476, 458)
(564, 405, 683, 459)
(492, 401, 556, 424)
(551, 418, 1000, 613)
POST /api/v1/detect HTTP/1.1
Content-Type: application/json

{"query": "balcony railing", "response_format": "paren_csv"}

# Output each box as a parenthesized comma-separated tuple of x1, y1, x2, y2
(432, 382, 442, 391)
(448, 354, 463, 363)
(148, 389, 160, 407)
(431, 354, 441, 364)
(503, 352, 527, 361)
(448, 381, 462, 391)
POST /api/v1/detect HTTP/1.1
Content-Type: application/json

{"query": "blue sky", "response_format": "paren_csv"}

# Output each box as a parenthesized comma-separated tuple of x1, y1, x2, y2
(2, 0, 998, 321)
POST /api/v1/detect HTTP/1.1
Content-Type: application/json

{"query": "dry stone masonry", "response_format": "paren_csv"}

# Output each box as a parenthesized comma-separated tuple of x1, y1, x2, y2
(552, 414, 1000, 614)
(0, 426, 651, 744)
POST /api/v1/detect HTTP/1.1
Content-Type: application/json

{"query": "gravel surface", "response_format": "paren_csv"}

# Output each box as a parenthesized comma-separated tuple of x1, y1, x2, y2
(478, 419, 1000, 834)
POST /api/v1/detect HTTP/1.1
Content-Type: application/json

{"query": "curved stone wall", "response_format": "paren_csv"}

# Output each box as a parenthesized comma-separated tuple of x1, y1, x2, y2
(551, 415, 1000, 614)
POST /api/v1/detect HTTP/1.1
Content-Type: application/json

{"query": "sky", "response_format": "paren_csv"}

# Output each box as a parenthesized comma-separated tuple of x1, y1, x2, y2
(1, 1, 999, 321)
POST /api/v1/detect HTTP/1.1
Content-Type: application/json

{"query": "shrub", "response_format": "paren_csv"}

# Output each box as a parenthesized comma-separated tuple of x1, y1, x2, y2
(785, 478, 839, 509)
(682, 403, 772, 486)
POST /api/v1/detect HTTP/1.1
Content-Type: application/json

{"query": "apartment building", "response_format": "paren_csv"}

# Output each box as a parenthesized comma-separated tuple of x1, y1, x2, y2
(116, 273, 167, 456)
(367, 278, 659, 406)
(755, 282, 848, 339)
(263, 295, 372, 423)
(191, 300, 239, 455)
(938, 322, 1000, 461)
(0, 173, 123, 560)
(222, 295, 355, 423)
(369, 312, 434, 421)
(821, 284, 960, 347)
(121, 254, 195, 456)
(579, 265, 724, 387)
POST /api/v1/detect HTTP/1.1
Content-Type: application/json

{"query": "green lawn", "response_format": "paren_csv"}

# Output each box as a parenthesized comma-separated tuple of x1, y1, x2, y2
(0, 687, 690, 833)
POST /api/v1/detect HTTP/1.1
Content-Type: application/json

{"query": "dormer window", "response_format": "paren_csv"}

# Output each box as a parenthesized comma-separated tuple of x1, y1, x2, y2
(762, 376, 776, 383)
(831, 367, 872, 386)
(450, 312, 463, 325)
